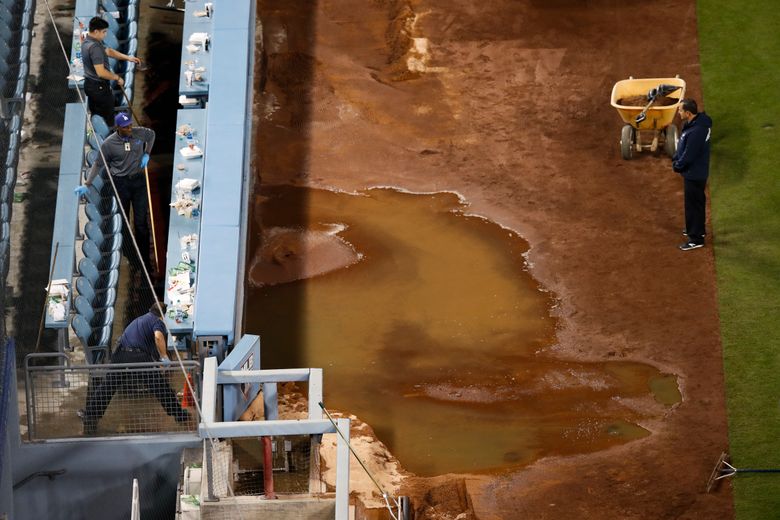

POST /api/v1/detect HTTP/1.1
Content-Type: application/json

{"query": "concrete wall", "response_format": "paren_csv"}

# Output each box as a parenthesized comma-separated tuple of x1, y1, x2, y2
(12, 436, 199, 520)
(201, 496, 336, 520)
(1, 427, 13, 519)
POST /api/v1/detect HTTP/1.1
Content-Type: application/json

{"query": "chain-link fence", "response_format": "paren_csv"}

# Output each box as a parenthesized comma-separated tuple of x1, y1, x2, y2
(182, 436, 337, 520)
(24, 356, 200, 440)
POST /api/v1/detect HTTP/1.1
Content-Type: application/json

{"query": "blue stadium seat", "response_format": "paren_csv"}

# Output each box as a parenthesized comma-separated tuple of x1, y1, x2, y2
(93, 249, 121, 272)
(82, 238, 117, 265)
(9, 113, 21, 133)
(101, 0, 120, 13)
(77, 260, 119, 292)
(76, 276, 116, 311)
(86, 128, 101, 150)
(84, 184, 114, 205)
(77, 257, 103, 287)
(104, 12, 128, 40)
(91, 114, 110, 138)
(85, 149, 99, 167)
(71, 314, 111, 363)
(75, 276, 117, 309)
(85, 221, 122, 252)
(21, 8, 32, 29)
(74, 295, 115, 327)
(127, 20, 137, 40)
(99, 213, 123, 235)
(90, 174, 116, 197)
(3, 167, 14, 190)
(85, 202, 112, 224)
(0, 40, 14, 63)
(15, 60, 27, 81)
(103, 31, 121, 52)
(86, 193, 118, 215)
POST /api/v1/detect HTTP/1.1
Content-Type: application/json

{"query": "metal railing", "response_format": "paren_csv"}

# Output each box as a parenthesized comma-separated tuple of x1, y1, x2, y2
(25, 355, 200, 440)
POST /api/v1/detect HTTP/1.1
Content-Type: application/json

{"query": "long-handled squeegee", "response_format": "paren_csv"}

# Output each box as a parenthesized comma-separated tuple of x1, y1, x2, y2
(707, 452, 780, 493)
(635, 84, 682, 124)
(150, 1, 184, 12)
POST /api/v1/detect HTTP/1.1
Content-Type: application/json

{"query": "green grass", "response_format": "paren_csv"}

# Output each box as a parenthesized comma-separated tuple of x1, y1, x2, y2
(697, 1, 780, 517)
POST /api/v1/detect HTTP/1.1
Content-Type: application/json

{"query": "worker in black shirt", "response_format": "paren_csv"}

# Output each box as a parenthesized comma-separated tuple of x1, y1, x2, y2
(81, 16, 142, 125)
(80, 304, 191, 435)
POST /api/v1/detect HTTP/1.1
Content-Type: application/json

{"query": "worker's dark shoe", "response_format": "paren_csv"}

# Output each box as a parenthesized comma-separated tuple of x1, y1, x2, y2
(678, 241, 704, 251)
(174, 410, 192, 424)
(78, 409, 97, 435)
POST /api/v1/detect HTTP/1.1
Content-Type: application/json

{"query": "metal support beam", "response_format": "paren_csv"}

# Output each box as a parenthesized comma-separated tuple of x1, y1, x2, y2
(335, 418, 351, 520)
(217, 368, 315, 384)
(199, 419, 336, 438)
(202, 357, 217, 424)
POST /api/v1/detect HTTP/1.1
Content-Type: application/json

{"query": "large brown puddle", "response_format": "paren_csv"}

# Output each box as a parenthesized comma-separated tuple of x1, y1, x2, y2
(245, 186, 680, 476)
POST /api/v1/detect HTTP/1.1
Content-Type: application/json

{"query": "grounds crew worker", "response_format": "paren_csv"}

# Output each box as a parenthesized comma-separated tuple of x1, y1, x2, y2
(81, 304, 190, 435)
(81, 16, 142, 125)
(75, 112, 155, 270)
(672, 98, 712, 251)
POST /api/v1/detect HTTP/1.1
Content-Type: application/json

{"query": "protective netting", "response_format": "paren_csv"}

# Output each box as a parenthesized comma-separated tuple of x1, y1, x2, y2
(0, 339, 13, 492)
(25, 360, 199, 439)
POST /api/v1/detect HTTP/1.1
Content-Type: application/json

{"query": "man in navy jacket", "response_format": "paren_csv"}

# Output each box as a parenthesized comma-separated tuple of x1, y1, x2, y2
(672, 98, 712, 251)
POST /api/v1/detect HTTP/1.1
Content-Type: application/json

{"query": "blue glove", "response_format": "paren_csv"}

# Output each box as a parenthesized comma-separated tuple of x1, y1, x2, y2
(74, 185, 88, 197)
(161, 357, 171, 367)
(140, 153, 150, 168)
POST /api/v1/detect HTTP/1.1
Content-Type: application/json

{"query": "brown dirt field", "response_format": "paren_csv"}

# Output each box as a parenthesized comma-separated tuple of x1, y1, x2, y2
(252, 0, 733, 518)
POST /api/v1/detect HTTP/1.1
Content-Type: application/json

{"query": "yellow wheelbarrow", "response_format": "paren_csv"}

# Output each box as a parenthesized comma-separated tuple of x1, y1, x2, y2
(610, 76, 686, 160)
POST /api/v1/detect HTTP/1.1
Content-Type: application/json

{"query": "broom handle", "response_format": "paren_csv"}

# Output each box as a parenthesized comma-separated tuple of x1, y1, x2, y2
(144, 165, 160, 272)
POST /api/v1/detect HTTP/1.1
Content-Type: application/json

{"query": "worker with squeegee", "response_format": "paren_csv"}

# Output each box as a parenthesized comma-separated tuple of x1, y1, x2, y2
(75, 112, 156, 271)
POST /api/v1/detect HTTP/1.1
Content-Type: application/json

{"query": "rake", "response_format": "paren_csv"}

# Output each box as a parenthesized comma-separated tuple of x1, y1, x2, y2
(707, 452, 780, 493)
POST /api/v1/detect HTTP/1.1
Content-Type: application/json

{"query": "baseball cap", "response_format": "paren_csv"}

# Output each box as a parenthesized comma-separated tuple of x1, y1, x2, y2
(114, 112, 132, 128)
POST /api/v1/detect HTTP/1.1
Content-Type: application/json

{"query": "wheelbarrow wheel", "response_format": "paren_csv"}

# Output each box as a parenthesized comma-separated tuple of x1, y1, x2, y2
(664, 124, 679, 158)
(620, 125, 635, 160)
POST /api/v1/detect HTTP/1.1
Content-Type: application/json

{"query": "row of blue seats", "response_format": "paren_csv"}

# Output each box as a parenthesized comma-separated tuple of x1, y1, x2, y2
(0, 0, 33, 99)
(0, 0, 34, 308)
(69, 0, 140, 362)
(72, 168, 124, 363)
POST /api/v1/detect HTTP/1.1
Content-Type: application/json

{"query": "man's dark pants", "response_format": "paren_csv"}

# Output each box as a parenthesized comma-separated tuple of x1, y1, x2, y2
(83, 78, 115, 126)
(684, 178, 707, 244)
(114, 173, 151, 269)
(83, 348, 188, 431)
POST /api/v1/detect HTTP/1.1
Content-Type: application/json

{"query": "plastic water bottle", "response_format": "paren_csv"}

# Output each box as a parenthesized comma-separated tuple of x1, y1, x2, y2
(186, 132, 195, 150)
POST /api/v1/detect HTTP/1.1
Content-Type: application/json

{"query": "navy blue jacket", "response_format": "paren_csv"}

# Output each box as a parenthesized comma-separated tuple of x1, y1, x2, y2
(118, 312, 165, 359)
(672, 112, 712, 181)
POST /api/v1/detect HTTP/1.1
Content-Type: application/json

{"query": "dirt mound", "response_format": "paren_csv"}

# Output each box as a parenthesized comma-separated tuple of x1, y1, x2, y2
(248, 226, 360, 287)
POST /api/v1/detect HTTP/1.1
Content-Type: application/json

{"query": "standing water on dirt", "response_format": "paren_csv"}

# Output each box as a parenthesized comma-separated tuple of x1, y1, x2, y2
(245, 186, 679, 476)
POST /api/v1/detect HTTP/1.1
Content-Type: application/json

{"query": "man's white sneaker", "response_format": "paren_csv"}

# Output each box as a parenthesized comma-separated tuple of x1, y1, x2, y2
(678, 241, 704, 251)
